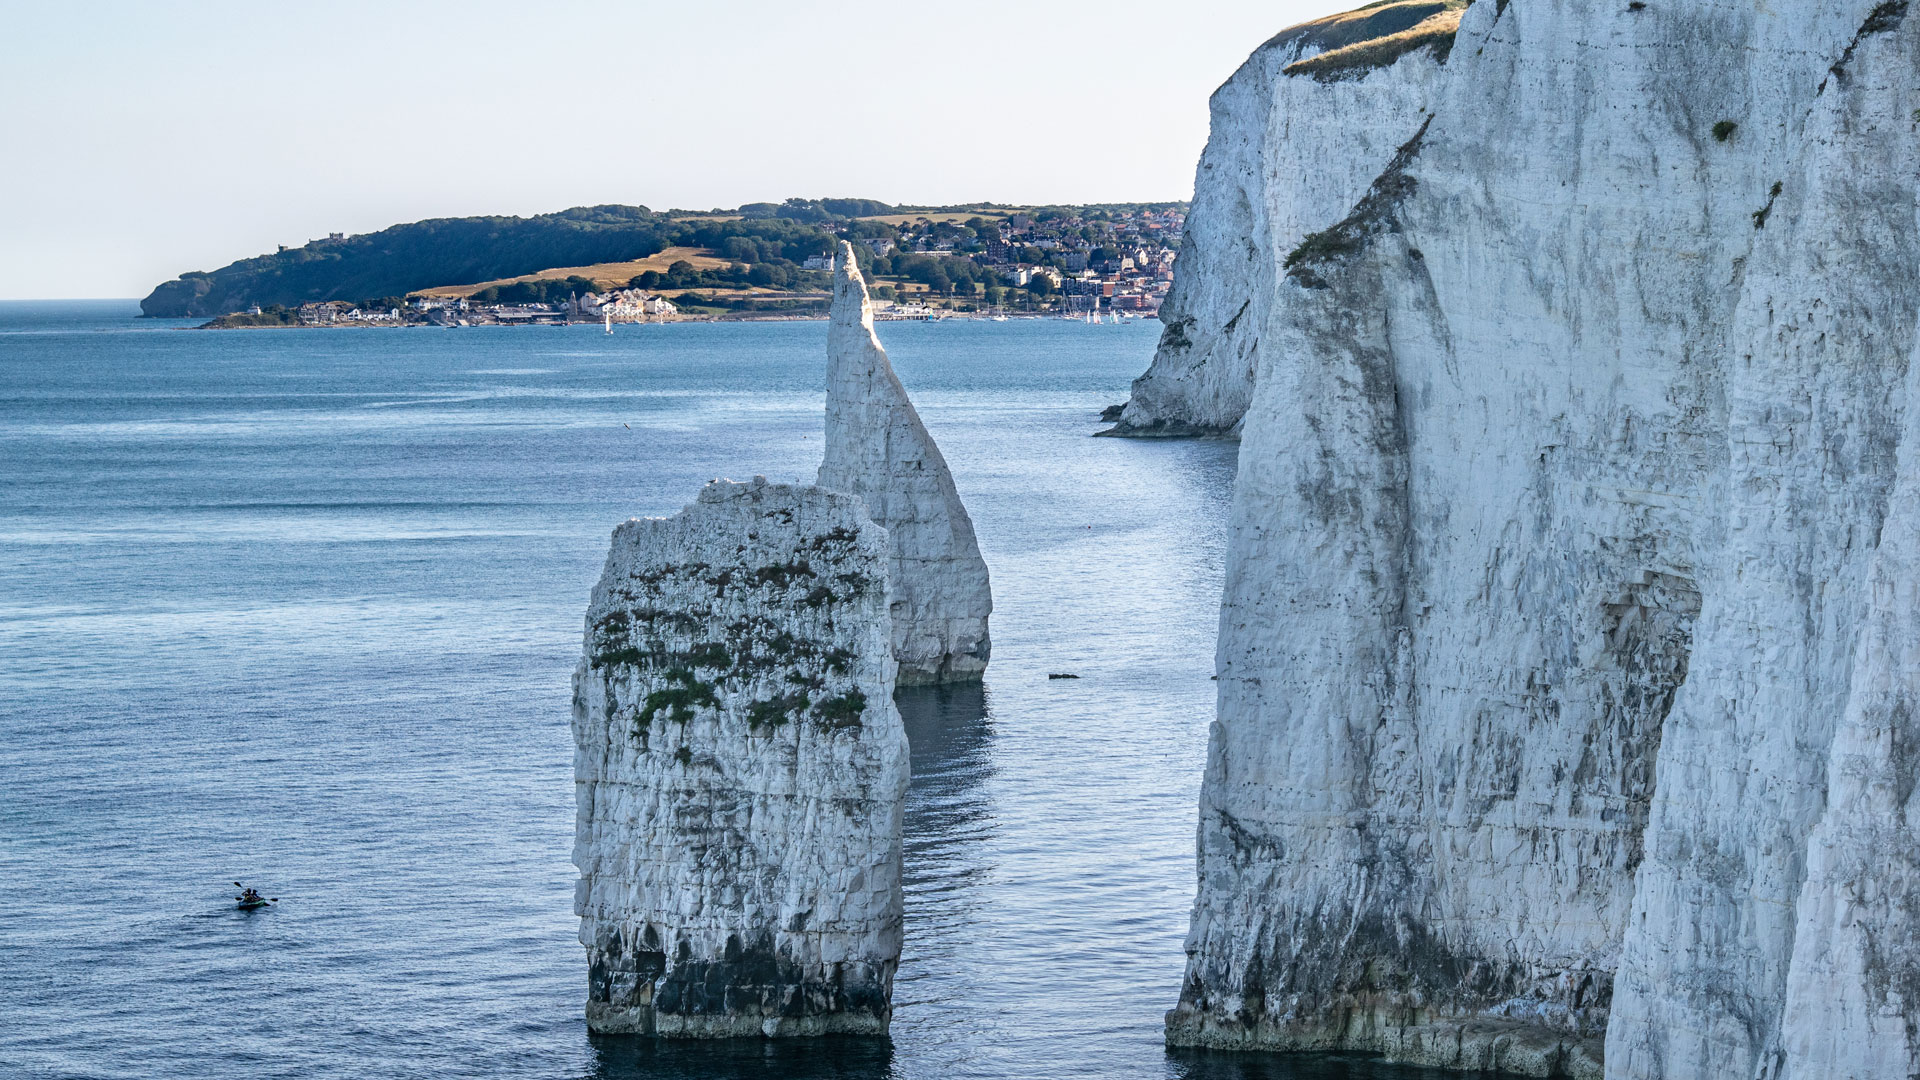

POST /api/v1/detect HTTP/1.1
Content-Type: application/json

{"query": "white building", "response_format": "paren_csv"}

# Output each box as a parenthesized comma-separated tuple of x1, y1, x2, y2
(597, 288, 678, 321)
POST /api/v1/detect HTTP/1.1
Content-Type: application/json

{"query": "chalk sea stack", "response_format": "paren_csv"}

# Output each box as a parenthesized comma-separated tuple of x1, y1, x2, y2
(572, 478, 908, 1037)
(819, 241, 993, 685)
(1162, 0, 1920, 1077)
(569, 241, 998, 1039)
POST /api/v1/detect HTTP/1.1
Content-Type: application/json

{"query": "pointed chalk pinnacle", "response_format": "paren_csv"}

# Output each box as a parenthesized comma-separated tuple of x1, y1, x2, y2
(818, 242, 992, 685)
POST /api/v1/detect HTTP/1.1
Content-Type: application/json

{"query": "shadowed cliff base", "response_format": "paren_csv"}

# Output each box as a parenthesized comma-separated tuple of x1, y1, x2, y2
(585, 1032, 895, 1079)
(1095, 417, 1240, 439)
(1167, 1009, 1603, 1079)
(1168, 1047, 1530, 1080)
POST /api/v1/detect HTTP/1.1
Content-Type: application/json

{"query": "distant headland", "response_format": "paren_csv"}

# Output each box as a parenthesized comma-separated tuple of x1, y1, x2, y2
(146, 197, 1185, 328)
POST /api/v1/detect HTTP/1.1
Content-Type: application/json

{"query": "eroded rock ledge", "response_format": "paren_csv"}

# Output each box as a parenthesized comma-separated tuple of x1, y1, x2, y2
(572, 478, 908, 1037)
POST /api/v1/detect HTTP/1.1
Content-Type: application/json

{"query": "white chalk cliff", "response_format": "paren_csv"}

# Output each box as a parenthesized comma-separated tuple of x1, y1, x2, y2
(818, 241, 992, 684)
(1175, 1, 1920, 1078)
(572, 478, 908, 1037)
(1107, 0, 1454, 436)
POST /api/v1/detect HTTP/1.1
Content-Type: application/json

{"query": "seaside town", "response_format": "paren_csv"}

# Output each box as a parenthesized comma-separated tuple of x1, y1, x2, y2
(213, 205, 1184, 328)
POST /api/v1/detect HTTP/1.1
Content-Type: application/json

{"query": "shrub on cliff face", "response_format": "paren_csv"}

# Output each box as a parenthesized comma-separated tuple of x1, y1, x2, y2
(1284, 117, 1434, 288)
(1861, 0, 1910, 35)
(1159, 315, 1195, 350)
(1753, 181, 1784, 229)
(1285, 229, 1364, 275)
(1713, 120, 1739, 142)
(814, 690, 868, 729)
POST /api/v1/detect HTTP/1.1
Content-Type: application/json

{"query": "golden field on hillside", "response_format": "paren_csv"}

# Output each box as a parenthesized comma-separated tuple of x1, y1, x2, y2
(410, 247, 731, 298)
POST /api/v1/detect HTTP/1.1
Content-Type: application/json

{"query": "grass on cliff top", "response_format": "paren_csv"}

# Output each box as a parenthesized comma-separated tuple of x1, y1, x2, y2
(411, 247, 730, 298)
(1280, 0, 1470, 81)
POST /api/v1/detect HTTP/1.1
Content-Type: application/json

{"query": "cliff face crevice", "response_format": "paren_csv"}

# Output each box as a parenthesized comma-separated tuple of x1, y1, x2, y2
(1175, 0, 1920, 1076)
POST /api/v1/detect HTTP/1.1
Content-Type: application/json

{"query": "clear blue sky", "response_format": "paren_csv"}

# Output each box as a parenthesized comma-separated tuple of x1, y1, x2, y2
(0, 0, 1340, 299)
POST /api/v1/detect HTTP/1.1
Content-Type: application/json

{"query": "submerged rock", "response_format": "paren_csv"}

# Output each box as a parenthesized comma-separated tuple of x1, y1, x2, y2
(818, 241, 992, 685)
(1104, 0, 1448, 438)
(572, 477, 908, 1037)
(1174, 1, 1920, 1077)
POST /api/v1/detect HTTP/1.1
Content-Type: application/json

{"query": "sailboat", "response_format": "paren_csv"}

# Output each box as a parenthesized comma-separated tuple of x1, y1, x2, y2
(604, 311, 613, 335)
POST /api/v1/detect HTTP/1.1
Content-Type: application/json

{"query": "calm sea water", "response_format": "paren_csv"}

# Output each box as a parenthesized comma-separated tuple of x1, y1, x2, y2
(0, 301, 1454, 1080)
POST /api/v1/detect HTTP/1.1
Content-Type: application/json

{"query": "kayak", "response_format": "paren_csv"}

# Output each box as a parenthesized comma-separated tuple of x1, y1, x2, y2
(237, 897, 270, 910)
